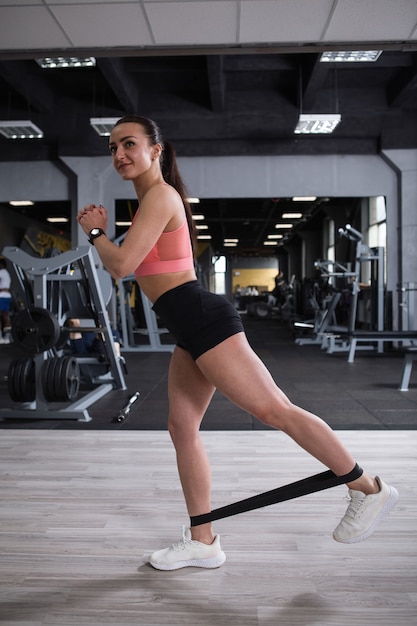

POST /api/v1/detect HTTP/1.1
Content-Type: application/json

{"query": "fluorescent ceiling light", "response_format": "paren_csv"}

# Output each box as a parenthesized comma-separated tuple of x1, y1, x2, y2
(9, 200, 34, 206)
(36, 57, 96, 69)
(264, 241, 278, 246)
(294, 114, 341, 135)
(192, 214, 205, 220)
(320, 51, 382, 62)
(275, 223, 293, 229)
(224, 239, 239, 243)
(197, 234, 212, 240)
(187, 197, 200, 204)
(47, 217, 69, 223)
(196, 224, 209, 230)
(292, 196, 317, 201)
(267, 234, 283, 239)
(224, 242, 238, 247)
(115, 221, 132, 226)
(90, 117, 120, 137)
(282, 212, 302, 218)
(0, 120, 43, 139)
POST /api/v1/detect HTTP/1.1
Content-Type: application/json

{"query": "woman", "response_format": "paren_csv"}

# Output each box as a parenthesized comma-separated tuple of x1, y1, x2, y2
(77, 115, 398, 571)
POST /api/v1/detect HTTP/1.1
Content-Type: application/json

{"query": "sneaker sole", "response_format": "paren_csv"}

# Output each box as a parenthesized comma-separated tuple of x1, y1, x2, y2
(150, 551, 226, 571)
(333, 486, 399, 544)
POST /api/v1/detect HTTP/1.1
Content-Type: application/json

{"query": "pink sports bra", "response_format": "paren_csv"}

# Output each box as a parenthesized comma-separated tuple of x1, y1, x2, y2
(134, 217, 195, 278)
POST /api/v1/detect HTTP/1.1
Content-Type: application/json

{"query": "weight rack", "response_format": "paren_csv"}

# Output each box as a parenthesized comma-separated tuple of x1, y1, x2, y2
(1, 246, 127, 422)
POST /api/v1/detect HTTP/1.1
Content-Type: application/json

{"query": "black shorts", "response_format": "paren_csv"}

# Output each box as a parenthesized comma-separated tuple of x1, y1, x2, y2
(152, 280, 244, 360)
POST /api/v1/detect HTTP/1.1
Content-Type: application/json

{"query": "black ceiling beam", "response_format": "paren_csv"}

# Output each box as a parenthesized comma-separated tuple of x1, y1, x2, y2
(206, 55, 226, 112)
(0, 60, 55, 114)
(387, 57, 417, 107)
(300, 55, 331, 111)
(96, 58, 139, 113)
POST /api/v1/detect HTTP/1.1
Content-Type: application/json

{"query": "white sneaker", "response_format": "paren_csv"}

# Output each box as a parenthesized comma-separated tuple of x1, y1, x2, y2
(333, 476, 399, 544)
(149, 526, 226, 571)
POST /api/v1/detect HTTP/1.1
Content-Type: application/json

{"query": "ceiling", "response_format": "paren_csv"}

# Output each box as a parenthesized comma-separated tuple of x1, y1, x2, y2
(1, 0, 417, 256)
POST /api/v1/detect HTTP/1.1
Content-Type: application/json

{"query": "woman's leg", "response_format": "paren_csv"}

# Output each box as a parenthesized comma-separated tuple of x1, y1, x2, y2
(196, 332, 377, 495)
(167, 346, 217, 543)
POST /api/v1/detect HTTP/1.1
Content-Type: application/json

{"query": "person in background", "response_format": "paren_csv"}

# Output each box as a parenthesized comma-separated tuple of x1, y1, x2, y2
(0, 258, 12, 344)
(68, 318, 121, 357)
(77, 114, 398, 571)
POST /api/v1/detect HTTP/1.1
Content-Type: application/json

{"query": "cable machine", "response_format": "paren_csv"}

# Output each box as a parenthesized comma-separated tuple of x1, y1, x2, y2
(324, 224, 385, 354)
(293, 224, 385, 354)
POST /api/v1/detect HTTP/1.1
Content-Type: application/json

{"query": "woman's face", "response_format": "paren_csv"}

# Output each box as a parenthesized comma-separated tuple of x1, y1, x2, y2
(109, 122, 159, 180)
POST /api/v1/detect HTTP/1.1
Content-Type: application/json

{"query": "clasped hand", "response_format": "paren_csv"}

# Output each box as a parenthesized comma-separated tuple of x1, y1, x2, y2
(77, 204, 108, 234)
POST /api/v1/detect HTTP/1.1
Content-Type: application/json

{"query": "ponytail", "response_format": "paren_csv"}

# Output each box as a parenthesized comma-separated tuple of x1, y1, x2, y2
(161, 140, 197, 253)
(114, 115, 197, 254)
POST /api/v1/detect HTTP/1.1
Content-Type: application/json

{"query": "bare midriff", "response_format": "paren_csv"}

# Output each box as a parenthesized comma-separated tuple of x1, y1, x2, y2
(137, 269, 197, 304)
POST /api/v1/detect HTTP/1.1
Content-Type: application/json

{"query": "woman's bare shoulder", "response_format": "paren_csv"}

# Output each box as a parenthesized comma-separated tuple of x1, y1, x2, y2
(144, 181, 180, 202)
(140, 182, 184, 225)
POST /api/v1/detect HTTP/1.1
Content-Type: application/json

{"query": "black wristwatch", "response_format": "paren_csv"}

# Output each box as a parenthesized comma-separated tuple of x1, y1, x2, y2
(88, 227, 106, 245)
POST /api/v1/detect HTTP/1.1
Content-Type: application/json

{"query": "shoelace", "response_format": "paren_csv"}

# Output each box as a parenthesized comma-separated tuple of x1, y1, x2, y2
(344, 493, 365, 519)
(172, 526, 194, 552)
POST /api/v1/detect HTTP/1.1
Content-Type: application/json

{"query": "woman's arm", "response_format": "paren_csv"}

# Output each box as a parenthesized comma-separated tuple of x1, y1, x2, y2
(77, 184, 183, 279)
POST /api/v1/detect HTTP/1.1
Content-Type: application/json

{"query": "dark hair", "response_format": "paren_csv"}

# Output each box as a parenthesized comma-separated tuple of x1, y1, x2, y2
(114, 115, 197, 253)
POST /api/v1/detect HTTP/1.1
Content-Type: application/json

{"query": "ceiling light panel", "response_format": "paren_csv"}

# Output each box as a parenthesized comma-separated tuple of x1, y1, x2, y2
(0, 121, 43, 139)
(36, 57, 96, 69)
(90, 118, 120, 137)
(294, 114, 341, 135)
(320, 51, 382, 62)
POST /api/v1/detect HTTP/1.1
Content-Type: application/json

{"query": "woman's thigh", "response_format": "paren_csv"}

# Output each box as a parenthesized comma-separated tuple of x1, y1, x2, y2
(168, 346, 216, 429)
(195, 332, 291, 419)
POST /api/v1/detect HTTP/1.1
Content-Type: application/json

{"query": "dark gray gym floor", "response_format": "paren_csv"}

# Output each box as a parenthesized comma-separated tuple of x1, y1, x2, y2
(0, 316, 416, 430)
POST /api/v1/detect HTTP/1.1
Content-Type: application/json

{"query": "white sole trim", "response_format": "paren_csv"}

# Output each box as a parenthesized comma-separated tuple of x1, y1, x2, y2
(150, 551, 226, 571)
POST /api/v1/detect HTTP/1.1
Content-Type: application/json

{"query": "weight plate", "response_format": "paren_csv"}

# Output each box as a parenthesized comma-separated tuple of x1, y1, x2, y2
(42, 356, 80, 402)
(7, 359, 19, 401)
(8, 357, 36, 402)
(254, 303, 272, 319)
(12, 307, 60, 354)
(42, 356, 57, 402)
(60, 356, 80, 401)
(53, 356, 67, 401)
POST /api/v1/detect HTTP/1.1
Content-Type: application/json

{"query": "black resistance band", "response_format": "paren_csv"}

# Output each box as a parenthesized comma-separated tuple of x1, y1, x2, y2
(190, 463, 363, 527)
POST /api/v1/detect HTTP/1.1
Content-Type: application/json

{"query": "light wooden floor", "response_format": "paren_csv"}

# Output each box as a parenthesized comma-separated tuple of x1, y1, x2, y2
(0, 430, 415, 626)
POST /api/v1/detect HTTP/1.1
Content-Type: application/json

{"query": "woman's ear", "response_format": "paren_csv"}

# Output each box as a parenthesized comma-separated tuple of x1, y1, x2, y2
(152, 144, 162, 160)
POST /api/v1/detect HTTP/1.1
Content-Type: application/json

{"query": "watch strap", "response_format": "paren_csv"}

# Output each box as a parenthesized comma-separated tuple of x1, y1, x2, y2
(88, 228, 105, 245)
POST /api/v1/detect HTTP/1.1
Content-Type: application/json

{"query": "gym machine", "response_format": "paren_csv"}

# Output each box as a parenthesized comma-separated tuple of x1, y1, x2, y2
(293, 272, 348, 346)
(117, 275, 174, 352)
(0, 246, 127, 422)
(113, 231, 174, 352)
(295, 224, 385, 355)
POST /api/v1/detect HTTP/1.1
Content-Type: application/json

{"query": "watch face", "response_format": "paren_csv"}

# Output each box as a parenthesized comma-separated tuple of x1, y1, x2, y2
(91, 228, 100, 236)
